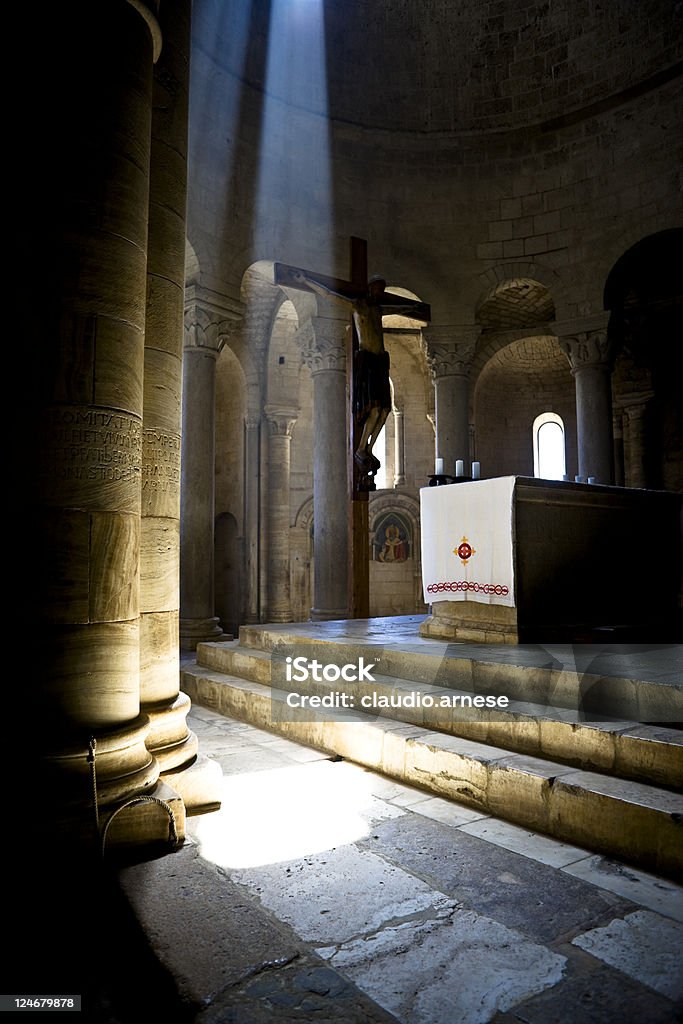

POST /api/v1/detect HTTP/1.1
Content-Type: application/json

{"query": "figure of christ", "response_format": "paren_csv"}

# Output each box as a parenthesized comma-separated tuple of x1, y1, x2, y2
(291, 270, 391, 479)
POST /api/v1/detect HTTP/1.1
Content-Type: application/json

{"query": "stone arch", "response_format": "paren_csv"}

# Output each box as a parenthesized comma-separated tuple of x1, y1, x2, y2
(600, 223, 682, 308)
(471, 276, 558, 392)
(294, 494, 315, 533)
(476, 261, 562, 301)
(291, 495, 315, 622)
(606, 228, 683, 492)
(371, 510, 413, 563)
(185, 237, 200, 286)
(473, 335, 576, 481)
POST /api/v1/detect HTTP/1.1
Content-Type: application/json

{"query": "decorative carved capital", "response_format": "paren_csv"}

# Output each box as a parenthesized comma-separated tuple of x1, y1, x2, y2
(302, 317, 347, 375)
(184, 295, 243, 356)
(558, 330, 617, 374)
(184, 314, 229, 357)
(264, 405, 299, 437)
(422, 326, 479, 380)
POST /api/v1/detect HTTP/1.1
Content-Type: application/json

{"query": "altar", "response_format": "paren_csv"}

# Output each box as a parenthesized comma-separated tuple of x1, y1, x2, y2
(419, 476, 682, 643)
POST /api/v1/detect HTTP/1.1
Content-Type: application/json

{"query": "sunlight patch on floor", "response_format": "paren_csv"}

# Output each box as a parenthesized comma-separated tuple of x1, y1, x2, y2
(191, 759, 377, 869)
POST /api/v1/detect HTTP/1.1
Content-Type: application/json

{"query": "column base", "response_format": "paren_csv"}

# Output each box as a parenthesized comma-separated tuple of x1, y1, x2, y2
(180, 616, 228, 650)
(100, 779, 186, 856)
(162, 754, 223, 815)
(43, 713, 160, 815)
(310, 607, 349, 622)
(268, 610, 293, 623)
(143, 691, 199, 772)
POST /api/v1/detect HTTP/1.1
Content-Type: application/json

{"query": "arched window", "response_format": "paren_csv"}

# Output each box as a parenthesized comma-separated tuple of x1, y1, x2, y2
(533, 412, 566, 480)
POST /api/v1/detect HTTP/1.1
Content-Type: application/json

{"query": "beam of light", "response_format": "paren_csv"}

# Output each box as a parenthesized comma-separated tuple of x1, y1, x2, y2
(253, 0, 333, 266)
(191, 759, 374, 869)
(188, 1, 256, 258)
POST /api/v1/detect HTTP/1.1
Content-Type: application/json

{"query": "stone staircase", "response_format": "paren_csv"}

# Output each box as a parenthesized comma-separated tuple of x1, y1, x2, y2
(181, 620, 683, 880)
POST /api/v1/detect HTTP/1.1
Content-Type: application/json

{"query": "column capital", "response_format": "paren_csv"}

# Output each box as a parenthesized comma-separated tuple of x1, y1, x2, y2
(184, 291, 244, 356)
(558, 329, 617, 375)
(264, 405, 299, 437)
(421, 325, 479, 380)
(302, 316, 347, 375)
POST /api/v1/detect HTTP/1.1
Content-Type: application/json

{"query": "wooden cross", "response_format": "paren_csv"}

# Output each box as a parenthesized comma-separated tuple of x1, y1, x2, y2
(275, 238, 430, 618)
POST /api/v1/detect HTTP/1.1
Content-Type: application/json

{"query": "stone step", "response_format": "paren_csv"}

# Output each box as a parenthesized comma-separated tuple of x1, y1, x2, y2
(180, 663, 683, 881)
(195, 640, 683, 788)
(233, 624, 683, 725)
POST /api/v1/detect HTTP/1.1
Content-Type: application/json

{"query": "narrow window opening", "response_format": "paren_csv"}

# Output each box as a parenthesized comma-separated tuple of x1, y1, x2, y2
(533, 412, 566, 480)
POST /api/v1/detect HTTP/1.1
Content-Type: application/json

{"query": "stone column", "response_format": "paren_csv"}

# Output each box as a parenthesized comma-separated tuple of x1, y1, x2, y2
(33, 0, 164, 837)
(559, 323, 617, 484)
(613, 410, 626, 488)
(624, 400, 653, 489)
(265, 406, 299, 621)
(180, 311, 225, 648)
(244, 413, 262, 622)
(423, 327, 478, 475)
(393, 407, 406, 486)
(304, 316, 349, 620)
(140, 0, 196, 778)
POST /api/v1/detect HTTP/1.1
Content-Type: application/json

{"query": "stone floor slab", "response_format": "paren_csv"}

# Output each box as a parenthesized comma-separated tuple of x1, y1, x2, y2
(318, 904, 566, 1024)
(231, 843, 452, 946)
(572, 910, 683, 1000)
(491, 952, 680, 1024)
(413, 795, 490, 827)
(196, 957, 402, 1024)
(359, 815, 633, 943)
(119, 846, 303, 1007)
(562, 855, 683, 923)
(459, 816, 592, 868)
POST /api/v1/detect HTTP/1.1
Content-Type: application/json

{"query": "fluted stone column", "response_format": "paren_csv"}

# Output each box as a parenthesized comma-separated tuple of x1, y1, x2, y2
(423, 327, 478, 475)
(304, 316, 349, 620)
(180, 312, 226, 648)
(559, 322, 617, 484)
(393, 407, 406, 486)
(140, 0, 197, 778)
(34, 0, 164, 835)
(265, 406, 299, 621)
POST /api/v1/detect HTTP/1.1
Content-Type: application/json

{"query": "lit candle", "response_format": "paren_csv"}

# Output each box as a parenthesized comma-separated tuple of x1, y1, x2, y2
(472, 461, 480, 479)
(435, 457, 444, 475)
(455, 459, 464, 477)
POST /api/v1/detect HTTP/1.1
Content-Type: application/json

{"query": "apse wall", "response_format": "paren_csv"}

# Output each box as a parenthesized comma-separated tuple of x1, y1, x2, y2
(188, 0, 683, 328)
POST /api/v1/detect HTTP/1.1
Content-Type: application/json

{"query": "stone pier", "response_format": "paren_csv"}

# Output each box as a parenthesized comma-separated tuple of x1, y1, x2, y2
(140, 0, 197, 784)
(305, 315, 349, 620)
(33, 0, 178, 847)
(423, 327, 478, 474)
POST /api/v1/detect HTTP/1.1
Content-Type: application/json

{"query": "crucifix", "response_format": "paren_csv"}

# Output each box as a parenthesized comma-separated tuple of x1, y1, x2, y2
(274, 238, 430, 617)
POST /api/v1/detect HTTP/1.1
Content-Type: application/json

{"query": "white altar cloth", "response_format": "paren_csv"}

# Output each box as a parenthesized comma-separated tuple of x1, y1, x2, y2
(420, 476, 516, 606)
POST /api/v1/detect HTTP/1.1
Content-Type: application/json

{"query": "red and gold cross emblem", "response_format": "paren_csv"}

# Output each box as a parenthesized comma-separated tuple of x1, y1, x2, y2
(454, 535, 476, 566)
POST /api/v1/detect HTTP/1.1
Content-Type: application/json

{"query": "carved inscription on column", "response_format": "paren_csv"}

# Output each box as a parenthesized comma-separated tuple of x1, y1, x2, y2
(42, 406, 142, 512)
(142, 428, 181, 516)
